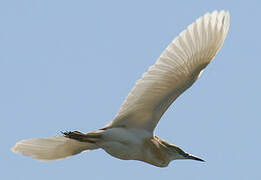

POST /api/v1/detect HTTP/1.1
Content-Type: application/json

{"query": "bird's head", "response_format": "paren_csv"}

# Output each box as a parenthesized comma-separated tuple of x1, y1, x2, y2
(158, 138, 205, 162)
(169, 146, 205, 162)
(169, 145, 205, 162)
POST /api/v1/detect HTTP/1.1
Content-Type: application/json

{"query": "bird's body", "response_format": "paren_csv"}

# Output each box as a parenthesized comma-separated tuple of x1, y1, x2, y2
(99, 128, 172, 167)
(96, 128, 151, 162)
(12, 10, 230, 167)
(64, 128, 198, 167)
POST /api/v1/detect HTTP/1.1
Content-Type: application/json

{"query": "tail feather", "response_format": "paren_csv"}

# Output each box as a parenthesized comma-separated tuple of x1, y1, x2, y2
(12, 136, 98, 161)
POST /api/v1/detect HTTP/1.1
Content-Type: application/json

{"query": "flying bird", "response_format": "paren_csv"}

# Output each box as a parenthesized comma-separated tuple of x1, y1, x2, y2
(12, 10, 230, 167)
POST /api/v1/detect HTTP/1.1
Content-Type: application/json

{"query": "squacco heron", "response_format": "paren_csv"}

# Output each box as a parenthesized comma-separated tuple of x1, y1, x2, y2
(12, 10, 230, 167)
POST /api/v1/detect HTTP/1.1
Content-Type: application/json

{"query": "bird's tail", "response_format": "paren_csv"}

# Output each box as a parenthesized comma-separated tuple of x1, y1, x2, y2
(12, 133, 99, 161)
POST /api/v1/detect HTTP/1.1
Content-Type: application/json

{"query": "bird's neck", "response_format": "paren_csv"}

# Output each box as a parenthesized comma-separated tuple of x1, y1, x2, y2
(140, 137, 172, 167)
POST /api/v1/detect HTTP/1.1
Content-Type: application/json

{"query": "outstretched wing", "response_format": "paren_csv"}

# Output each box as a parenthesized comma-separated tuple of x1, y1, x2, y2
(106, 10, 230, 132)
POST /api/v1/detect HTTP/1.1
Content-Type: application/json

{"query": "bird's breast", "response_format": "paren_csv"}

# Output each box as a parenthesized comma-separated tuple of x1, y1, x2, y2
(98, 127, 151, 160)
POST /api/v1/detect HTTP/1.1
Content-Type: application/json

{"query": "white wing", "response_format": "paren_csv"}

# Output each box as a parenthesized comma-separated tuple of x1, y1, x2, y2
(12, 136, 97, 161)
(106, 10, 230, 132)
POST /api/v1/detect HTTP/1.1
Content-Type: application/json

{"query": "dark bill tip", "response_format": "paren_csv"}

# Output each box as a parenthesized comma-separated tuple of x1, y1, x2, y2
(187, 154, 205, 162)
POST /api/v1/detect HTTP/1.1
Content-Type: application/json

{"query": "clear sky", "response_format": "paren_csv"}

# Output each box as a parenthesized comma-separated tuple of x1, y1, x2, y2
(1, 0, 260, 179)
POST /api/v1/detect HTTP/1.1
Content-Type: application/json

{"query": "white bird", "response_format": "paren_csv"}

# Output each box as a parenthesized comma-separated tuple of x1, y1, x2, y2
(12, 10, 230, 167)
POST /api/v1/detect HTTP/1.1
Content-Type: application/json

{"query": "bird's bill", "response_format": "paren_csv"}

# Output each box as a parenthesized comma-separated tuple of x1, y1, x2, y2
(187, 154, 205, 162)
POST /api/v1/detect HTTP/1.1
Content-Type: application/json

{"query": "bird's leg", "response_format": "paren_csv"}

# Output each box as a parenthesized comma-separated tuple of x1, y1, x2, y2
(62, 130, 102, 143)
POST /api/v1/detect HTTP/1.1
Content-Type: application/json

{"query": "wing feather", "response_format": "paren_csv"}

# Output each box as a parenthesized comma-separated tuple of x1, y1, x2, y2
(106, 10, 230, 132)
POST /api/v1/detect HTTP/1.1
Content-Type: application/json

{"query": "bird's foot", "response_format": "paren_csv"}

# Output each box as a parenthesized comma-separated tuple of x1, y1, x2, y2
(61, 130, 101, 143)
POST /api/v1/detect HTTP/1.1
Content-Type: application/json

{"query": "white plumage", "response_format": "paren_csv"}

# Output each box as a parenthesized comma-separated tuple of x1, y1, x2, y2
(106, 10, 229, 132)
(12, 10, 230, 167)
(12, 136, 97, 161)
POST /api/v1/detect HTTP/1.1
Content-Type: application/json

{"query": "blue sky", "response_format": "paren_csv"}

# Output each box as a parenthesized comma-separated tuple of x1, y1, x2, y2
(1, 0, 260, 179)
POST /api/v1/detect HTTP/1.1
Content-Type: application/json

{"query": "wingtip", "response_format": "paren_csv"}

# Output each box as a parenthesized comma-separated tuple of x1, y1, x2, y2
(11, 142, 19, 154)
(11, 145, 16, 153)
(208, 9, 230, 17)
